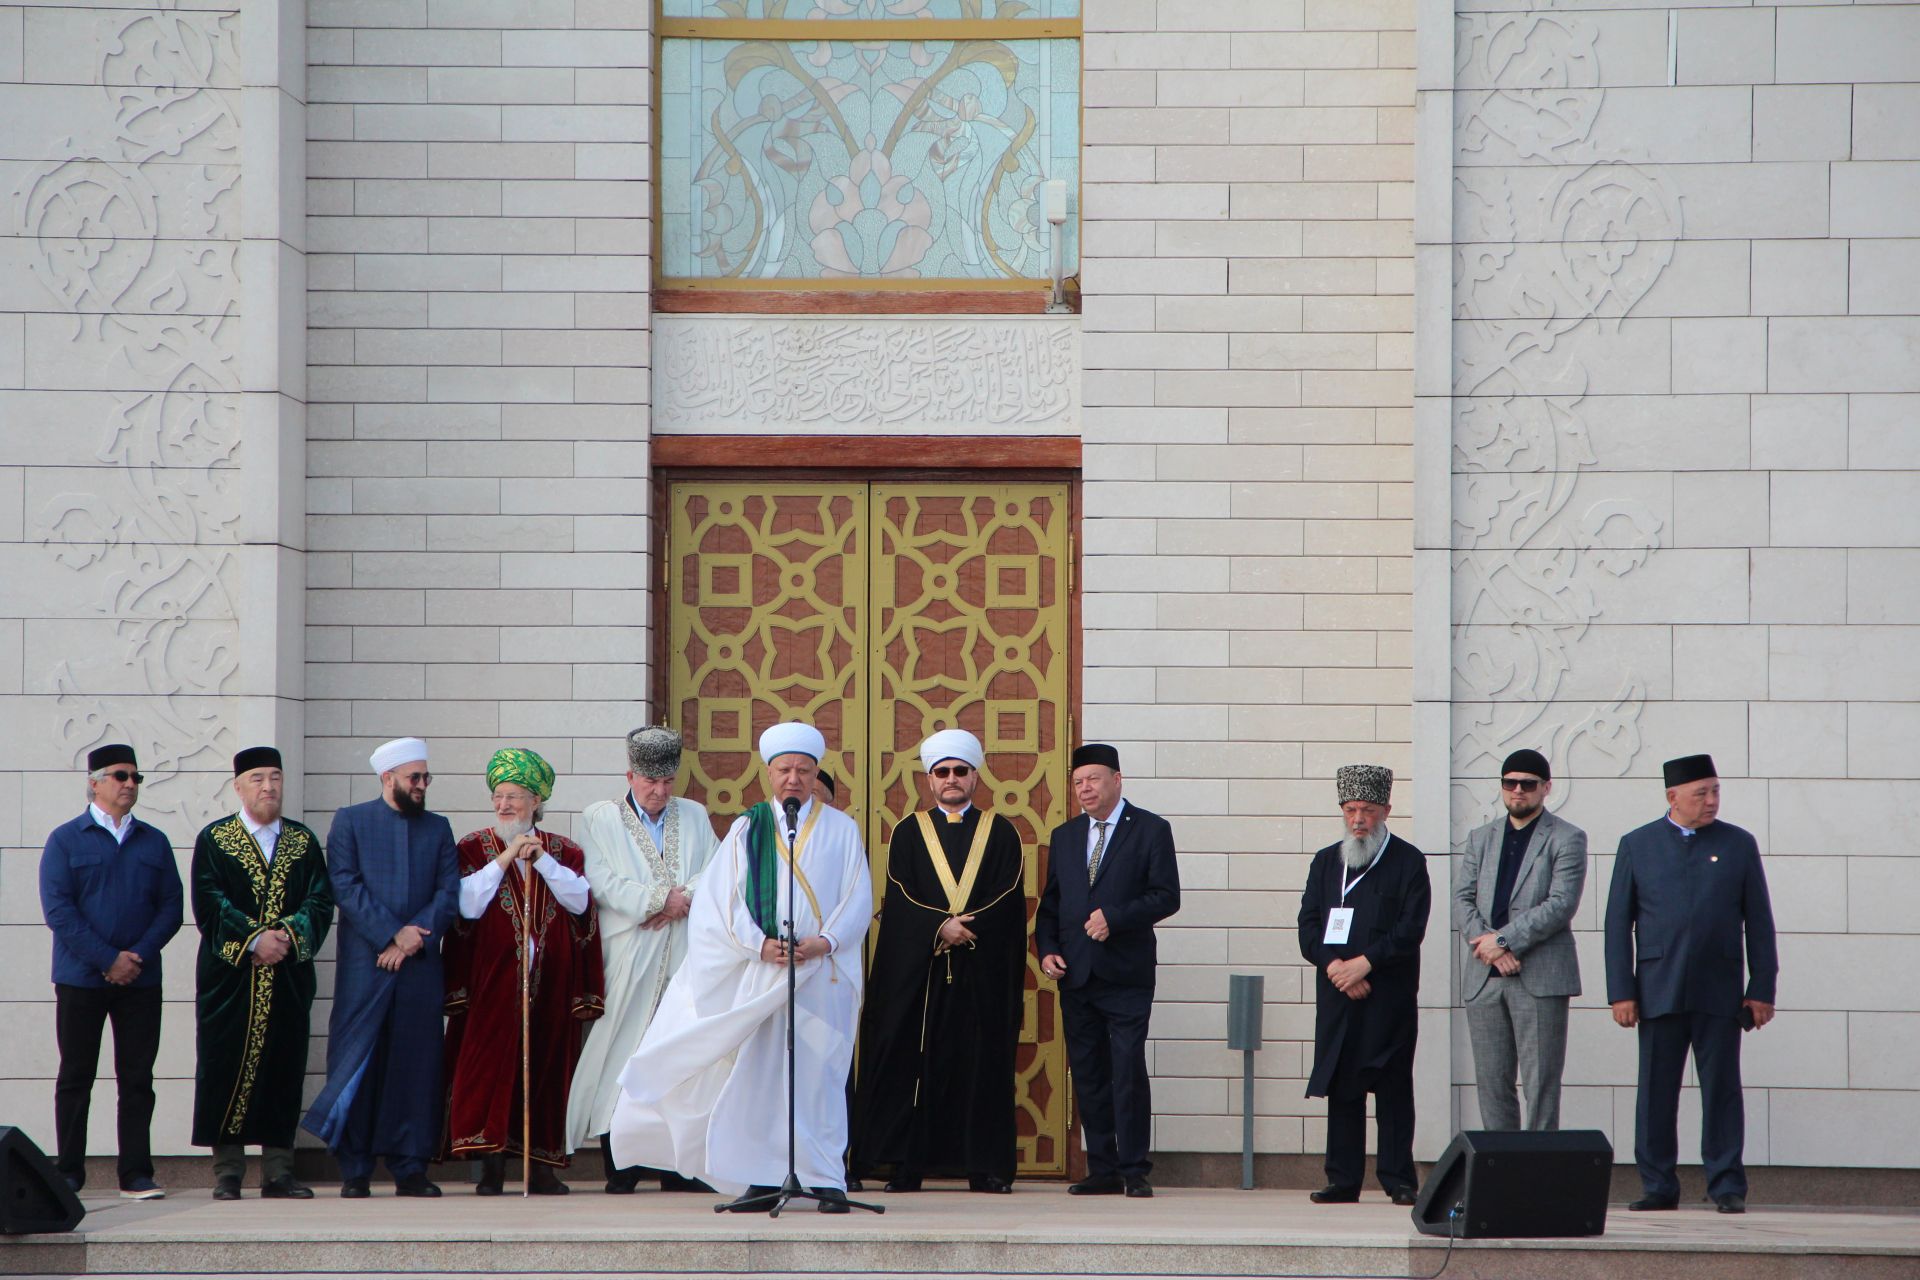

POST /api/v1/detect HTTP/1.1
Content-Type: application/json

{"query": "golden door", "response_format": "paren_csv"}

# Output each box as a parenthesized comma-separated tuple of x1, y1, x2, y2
(666, 481, 1072, 1175)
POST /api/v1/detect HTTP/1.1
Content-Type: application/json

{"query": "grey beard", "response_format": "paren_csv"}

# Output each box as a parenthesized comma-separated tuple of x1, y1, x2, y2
(494, 819, 532, 843)
(1341, 828, 1384, 870)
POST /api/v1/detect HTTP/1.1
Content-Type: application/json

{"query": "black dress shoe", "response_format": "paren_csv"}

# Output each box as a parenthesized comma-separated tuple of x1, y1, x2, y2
(605, 1177, 638, 1194)
(261, 1174, 313, 1200)
(1628, 1194, 1678, 1211)
(725, 1185, 778, 1213)
(1068, 1174, 1125, 1196)
(1124, 1176, 1153, 1198)
(1715, 1193, 1746, 1214)
(394, 1173, 442, 1198)
(968, 1174, 1013, 1194)
(340, 1176, 371, 1199)
(530, 1165, 571, 1196)
(884, 1173, 923, 1193)
(212, 1176, 242, 1201)
(1389, 1186, 1419, 1207)
(1310, 1184, 1361, 1204)
(659, 1171, 712, 1193)
(814, 1186, 850, 1214)
(476, 1154, 504, 1196)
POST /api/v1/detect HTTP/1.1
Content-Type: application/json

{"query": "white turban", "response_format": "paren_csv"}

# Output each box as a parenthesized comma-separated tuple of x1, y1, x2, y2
(370, 737, 429, 776)
(758, 721, 826, 763)
(919, 728, 984, 773)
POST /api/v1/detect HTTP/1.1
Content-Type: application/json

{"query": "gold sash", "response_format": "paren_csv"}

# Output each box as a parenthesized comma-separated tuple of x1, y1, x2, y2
(915, 809, 995, 916)
(774, 802, 826, 926)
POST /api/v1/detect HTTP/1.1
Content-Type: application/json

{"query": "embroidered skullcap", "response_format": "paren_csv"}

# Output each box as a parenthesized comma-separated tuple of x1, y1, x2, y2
(88, 743, 137, 772)
(1336, 764, 1394, 807)
(370, 737, 428, 776)
(1662, 754, 1716, 788)
(1071, 743, 1120, 773)
(759, 721, 826, 763)
(233, 746, 282, 776)
(626, 726, 683, 779)
(920, 728, 985, 773)
(1500, 749, 1551, 781)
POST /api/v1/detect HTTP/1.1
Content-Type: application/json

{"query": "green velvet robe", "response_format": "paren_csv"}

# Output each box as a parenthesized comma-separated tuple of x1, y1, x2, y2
(191, 814, 334, 1148)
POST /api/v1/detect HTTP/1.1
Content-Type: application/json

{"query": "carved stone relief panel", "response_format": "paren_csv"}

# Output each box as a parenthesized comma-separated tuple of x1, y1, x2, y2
(1448, 7, 1678, 842)
(653, 315, 1080, 435)
(9, 6, 244, 823)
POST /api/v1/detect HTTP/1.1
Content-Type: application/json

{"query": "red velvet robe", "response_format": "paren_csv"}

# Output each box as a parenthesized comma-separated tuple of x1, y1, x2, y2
(442, 829, 604, 1166)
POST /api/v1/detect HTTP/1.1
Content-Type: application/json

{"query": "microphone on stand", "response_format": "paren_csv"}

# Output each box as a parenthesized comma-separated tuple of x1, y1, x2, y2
(783, 795, 801, 839)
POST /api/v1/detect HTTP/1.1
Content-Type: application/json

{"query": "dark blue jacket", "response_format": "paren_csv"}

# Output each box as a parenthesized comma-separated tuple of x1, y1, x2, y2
(40, 811, 184, 988)
(1035, 801, 1180, 989)
(1605, 817, 1778, 1019)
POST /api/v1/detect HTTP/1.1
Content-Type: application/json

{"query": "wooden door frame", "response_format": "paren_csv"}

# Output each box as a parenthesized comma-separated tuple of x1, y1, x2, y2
(650, 437, 1085, 1177)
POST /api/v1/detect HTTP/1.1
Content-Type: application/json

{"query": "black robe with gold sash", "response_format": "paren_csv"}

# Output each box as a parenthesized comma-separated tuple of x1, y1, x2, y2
(851, 807, 1026, 1182)
(191, 814, 334, 1148)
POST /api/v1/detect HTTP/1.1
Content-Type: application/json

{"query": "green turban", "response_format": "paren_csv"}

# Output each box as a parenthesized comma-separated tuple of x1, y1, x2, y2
(486, 747, 554, 802)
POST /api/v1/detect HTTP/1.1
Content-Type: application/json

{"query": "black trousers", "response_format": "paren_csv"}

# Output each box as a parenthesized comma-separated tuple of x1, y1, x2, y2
(1636, 1011, 1746, 1200)
(1061, 977, 1154, 1179)
(54, 983, 163, 1190)
(1324, 1049, 1417, 1193)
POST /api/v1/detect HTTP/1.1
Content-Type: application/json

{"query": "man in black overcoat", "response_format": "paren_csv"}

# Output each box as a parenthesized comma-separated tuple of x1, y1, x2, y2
(1297, 764, 1430, 1206)
(1036, 744, 1180, 1198)
(1606, 753, 1777, 1215)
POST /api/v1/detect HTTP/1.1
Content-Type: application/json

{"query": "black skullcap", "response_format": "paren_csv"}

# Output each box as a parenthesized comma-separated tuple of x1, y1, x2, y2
(1500, 749, 1551, 781)
(234, 746, 283, 776)
(818, 771, 836, 798)
(88, 743, 136, 772)
(1070, 743, 1121, 773)
(1663, 754, 1717, 788)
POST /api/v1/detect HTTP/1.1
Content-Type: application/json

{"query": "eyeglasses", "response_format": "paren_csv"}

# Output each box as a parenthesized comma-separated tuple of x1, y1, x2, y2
(931, 765, 973, 779)
(400, 772, 432, 784)
(103, 770, 144, 784)
(1500, 777, 1542, 792)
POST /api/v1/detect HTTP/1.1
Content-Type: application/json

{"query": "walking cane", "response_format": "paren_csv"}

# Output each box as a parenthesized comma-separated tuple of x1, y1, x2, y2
(520, 856, 532, 1198)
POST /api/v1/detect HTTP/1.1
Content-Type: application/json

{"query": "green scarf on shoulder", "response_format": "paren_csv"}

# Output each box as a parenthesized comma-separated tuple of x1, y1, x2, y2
(742, 801, 782, 939)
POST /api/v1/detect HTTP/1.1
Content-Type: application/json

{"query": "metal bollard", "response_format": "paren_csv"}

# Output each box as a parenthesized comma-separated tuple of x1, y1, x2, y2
(1226, 974, 1264, 1190)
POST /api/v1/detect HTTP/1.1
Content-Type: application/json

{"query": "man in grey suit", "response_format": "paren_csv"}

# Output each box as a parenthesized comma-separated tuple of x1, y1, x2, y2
(1453, 749, 1586, 1131)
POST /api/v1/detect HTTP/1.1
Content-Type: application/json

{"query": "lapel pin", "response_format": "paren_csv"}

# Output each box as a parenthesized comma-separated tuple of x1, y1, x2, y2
(1709, 855, 1718, 862)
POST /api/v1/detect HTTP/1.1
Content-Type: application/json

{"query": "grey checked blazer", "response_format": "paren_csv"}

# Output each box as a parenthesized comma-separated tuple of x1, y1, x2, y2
(1453, 807, 1587, 1002)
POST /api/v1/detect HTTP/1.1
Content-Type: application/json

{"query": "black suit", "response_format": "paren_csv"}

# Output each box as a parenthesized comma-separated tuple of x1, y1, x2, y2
(1035, 801, 1180, 1180)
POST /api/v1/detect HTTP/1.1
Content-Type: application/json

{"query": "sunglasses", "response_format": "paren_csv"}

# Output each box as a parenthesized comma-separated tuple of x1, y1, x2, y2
(931, 765, 973, 779)
(1500, 777, 1542, 792)
(399, 772, 432, 785)
(103, 770, 144, 784)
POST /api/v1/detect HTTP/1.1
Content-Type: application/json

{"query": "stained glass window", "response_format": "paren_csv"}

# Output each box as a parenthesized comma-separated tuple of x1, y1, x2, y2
(658, 1, 1080, 285)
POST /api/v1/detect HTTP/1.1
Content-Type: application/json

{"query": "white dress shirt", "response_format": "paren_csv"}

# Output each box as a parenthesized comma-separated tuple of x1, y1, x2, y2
(1086, 797, 1127, 866)
(243, 812, 283, 864)
(89, 803, 134, 845)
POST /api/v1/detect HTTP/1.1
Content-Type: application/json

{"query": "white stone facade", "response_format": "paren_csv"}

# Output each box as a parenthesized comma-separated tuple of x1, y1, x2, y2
(0, 0, 1913, 1177)
(1419, 0, 1920, 1168)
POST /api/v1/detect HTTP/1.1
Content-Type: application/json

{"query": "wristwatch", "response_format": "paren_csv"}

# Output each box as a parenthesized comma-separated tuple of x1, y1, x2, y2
(1496, 934, 1509, 951)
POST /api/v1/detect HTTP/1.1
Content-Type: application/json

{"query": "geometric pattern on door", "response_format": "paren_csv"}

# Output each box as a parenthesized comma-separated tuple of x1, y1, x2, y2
(667, 480, 1072, 1175)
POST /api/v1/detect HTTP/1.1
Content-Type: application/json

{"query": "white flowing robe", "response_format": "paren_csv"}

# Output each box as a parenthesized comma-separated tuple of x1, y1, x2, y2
(565, 794, 719, 1150)
(609, 798, 871, 1194)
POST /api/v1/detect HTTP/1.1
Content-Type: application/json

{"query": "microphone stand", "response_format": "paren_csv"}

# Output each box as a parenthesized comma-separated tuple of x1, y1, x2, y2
(719, 796, 883, 1219)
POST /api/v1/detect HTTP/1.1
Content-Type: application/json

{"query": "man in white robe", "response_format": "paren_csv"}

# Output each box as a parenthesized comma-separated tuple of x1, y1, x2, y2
(565, 726, 719, 1192)
(609, 721, 872, 1213)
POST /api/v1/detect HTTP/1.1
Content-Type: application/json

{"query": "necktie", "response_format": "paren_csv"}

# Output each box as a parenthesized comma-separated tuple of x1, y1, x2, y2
(1088, 821, 1109, 885)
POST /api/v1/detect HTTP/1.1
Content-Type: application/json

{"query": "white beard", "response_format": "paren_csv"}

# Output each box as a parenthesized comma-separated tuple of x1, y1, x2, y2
(494, 818, 532, 844)
(1341, 828, 1385, 870)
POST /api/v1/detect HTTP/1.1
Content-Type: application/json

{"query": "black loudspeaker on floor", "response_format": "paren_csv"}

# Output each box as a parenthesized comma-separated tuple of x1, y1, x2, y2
(0, 1126, 86, 1234)
(1412, 1129, 1612, 1239)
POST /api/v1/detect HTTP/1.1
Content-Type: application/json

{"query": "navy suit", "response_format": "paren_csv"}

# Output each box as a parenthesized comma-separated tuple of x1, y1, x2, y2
(1035, 801, 1180, 1179)
(1605, 817, 1777, 1200)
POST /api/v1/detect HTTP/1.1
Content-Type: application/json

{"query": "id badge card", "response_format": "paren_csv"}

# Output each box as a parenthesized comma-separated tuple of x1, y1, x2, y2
(1323, 907, 1354, 945)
